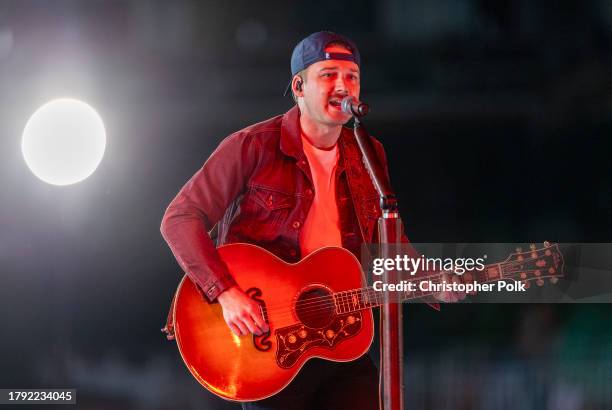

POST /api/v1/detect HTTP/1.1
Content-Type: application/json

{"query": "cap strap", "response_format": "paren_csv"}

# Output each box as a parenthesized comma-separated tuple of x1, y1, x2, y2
(325, 52, 358, 63)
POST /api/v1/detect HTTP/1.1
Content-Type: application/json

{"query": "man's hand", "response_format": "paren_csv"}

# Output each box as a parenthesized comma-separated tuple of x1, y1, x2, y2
(433, 271, 476, 303)
(217, 286, 270, 337)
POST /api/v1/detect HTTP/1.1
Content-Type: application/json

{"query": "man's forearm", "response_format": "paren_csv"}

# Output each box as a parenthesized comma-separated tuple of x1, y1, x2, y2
(161, 202, 236, 302)
(160, 132, 258, 301)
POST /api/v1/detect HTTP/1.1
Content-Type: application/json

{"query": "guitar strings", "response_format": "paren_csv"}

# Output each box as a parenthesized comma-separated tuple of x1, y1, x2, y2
(261, 251, 552, 312)
(257, 266, 560, 323)
(258, 249, 558, 314)
(263, 268, 512, 315)
(255, 273, 441, 322)
(261, 270, 445, 311)
(254, 259, 557, 320)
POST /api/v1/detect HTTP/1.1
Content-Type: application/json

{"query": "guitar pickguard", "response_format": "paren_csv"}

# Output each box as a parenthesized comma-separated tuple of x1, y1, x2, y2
(274, 312, 363, 368)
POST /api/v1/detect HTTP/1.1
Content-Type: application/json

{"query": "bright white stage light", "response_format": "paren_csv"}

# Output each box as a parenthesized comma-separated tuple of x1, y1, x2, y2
(22, 98, 106, 186)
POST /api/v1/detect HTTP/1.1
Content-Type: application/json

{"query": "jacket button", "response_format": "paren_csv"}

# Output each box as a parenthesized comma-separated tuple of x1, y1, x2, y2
(292, 221, 301, 229)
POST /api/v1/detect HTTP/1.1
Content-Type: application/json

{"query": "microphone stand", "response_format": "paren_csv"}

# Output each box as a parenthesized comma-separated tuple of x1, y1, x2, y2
(352, 116, 403, 410)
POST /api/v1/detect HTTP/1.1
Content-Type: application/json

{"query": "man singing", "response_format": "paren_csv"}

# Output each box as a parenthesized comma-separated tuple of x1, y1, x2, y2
(161, 31, 448, 410)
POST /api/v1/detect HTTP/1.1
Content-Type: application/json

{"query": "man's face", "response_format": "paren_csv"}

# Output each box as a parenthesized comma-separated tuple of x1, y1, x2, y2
(298, 45, 360, 127)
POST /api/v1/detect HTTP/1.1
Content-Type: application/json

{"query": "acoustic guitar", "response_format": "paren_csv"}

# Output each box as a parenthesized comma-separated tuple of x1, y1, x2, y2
(166, 242, 563, 402)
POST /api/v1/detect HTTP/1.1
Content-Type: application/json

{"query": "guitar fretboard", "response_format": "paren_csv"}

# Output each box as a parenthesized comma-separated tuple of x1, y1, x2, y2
(332, 263, 504, 314)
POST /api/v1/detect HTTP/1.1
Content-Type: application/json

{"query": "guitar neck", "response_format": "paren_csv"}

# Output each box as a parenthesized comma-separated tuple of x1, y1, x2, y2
(332, 262, 505, 314)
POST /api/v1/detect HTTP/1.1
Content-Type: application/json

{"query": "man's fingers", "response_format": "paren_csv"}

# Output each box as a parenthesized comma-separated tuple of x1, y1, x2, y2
(443, 272, 455, 302)
(219, 289, 269, 336)
(452, 275, 466, 300)
(464, 272, 477, 295)
(229, 323, 243, 337)
(250, 312, 269, 334)
(241, 316, 262, 336)
(234, 320, 249, 336)
(246, 301, 269, 333)
(435, 272, 449, 303)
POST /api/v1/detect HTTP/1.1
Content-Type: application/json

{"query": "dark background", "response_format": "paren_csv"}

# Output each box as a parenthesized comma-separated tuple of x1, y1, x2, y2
(0, 1, 611, 409)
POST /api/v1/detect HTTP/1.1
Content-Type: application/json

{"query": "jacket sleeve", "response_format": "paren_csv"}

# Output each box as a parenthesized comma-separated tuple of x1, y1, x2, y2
(160, 132, 258, 302)
(371, 137, 440, 311)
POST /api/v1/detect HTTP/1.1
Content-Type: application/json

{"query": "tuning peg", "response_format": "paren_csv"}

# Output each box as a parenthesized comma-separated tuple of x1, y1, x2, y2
(522, 280, 530, 289)
(530, 244, 536, 251)
(516, 247, 523, 253)
(520, 272, 527, 280)
(550, 277, 559, 284)
(536, 279, 544, 287)
(534, 270, 541, 276)
(548, 267, 556, 274)
(544, 241, 551, 247)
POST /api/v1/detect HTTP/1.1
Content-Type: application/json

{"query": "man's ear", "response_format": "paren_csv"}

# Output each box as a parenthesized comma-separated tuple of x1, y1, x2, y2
(292, 75, 304, 96)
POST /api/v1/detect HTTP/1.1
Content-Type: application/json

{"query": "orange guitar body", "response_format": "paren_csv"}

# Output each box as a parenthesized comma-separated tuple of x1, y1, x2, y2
(172, 243, 374, 402)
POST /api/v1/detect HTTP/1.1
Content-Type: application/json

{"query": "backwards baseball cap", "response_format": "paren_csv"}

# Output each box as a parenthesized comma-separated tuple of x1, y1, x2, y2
(283, 31, 361, 96)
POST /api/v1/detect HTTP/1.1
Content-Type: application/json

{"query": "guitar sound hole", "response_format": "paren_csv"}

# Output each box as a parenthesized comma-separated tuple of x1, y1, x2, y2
(295, 287, 335, 328)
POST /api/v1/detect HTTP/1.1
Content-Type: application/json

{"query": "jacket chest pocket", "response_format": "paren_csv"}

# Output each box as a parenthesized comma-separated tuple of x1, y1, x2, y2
(239, 186, 296, 237)
(250, 187, 295, 211)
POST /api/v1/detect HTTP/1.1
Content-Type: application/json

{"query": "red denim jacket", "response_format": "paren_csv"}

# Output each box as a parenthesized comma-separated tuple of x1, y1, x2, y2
(161, 106, 438, 310)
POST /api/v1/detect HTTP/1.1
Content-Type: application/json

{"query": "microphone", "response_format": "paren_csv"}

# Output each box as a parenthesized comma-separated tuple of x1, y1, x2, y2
(341, 96, 370, 117)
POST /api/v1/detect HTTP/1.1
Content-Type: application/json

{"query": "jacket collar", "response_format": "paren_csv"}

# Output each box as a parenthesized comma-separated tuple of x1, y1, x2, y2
(280, 105, 304, 160)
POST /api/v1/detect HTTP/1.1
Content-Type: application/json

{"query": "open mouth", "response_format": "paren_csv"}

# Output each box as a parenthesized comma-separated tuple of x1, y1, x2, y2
(328, 99, 342, 109)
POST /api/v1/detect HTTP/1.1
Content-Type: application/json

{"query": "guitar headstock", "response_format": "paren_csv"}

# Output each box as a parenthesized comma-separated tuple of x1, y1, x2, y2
(500, 242, 564, 288)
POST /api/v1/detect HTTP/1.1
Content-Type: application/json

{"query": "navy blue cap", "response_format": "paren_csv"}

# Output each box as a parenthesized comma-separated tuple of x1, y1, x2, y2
(284, 31, 361, 96)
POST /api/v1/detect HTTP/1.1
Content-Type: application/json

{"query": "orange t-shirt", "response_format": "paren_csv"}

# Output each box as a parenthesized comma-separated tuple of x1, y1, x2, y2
(299, 134, 342, 256)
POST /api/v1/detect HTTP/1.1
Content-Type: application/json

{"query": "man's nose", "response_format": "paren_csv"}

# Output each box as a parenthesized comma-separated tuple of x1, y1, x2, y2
(334, 76, 348, 94)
